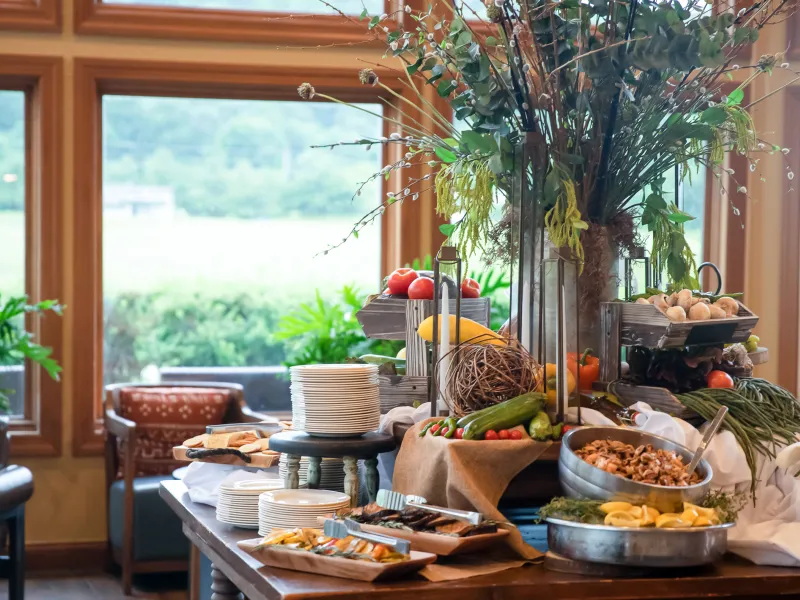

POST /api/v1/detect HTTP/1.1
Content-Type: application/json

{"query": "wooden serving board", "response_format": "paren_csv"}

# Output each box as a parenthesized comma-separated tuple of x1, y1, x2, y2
(237, 538, 437, 582)
(172, 446, 280, 468)
(317, 517, 510, 556)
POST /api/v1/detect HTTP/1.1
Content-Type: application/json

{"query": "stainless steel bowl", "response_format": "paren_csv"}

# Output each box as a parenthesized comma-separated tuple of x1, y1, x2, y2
(559, 426, 712, 513)
(546, 518, 733, 567)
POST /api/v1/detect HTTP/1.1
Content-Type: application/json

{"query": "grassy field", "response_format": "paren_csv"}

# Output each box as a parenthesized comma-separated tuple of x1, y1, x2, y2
(0, 211, 381, 301)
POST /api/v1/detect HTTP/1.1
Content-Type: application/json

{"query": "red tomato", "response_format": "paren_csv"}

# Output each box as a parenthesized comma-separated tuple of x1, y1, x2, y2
(407, 277, 435, 300)
(387, 268, 418, 295)
(561, 425, 579, 436)
(510, 430, 523, 440)
(461, 278, 481, 299)
(484, 430, 499, 441)
(455, 428, 464, 439)
(707, 370, 735, 389)
(441, 427, 450, 437)
(498, 429, 511, 440)
(430, 423, 441, 434)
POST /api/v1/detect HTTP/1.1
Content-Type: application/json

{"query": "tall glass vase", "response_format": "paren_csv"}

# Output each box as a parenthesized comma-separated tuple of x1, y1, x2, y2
(509, 134, 619, 363)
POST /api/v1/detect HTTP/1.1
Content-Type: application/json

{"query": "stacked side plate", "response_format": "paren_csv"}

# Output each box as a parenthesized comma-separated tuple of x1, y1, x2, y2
(258, 489, 351, 536)
(216, 479, 284, 529)
(277, 455, 347, 493)
(290, 364, 380, 437)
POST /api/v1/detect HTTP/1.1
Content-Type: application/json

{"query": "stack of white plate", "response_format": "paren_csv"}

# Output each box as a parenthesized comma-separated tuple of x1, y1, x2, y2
(258, 489, 351, 536)
(290, 364, 380, 437)
(277, 455, 347, 492)
(216, 479, 284, 529)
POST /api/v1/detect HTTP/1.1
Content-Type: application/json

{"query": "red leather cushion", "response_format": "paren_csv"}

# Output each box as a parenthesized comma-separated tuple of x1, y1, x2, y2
(117, 387, 232, 477)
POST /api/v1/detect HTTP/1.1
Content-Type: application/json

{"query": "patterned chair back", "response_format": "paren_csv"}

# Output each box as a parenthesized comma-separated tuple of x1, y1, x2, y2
(108, 383, 241, 477)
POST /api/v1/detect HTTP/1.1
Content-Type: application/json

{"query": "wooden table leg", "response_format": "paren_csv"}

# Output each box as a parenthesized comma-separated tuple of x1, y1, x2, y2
(189, 544, 201, 600)
(364, 457, 379, 503)
(343, 456, 358, 507)
(284, 454, 301, 489)
(210, 563, 241, 600)
(307, 456, 321, 489)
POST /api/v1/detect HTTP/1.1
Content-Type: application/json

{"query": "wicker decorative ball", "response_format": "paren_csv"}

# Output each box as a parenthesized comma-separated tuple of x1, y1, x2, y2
(444, 340, 543, 417)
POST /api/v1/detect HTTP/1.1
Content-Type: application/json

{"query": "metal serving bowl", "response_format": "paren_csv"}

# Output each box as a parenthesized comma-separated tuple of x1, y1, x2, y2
(546, 518, 734, 567)
(559, 427, 712, 514)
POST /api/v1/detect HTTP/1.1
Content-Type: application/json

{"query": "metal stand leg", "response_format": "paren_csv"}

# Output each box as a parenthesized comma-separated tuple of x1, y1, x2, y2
(364, 457, 379, 503)
(8, 506, 24, 600)
(285, 454, 301, 489)
(343, 457, 358, 507)
(307, 456, 321, 489)
(210, 564, 241, 600)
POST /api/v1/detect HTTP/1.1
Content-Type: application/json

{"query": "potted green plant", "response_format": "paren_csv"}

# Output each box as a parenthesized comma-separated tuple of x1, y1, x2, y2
(0, 295, 63, 413)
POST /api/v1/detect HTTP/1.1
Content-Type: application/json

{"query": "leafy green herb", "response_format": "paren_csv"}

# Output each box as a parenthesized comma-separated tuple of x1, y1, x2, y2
(701, 490, 746, 524)
(538, 497, 606, 525)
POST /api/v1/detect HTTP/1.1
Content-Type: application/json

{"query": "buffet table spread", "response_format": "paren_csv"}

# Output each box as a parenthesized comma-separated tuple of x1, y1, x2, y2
(160, 480, 800, 600)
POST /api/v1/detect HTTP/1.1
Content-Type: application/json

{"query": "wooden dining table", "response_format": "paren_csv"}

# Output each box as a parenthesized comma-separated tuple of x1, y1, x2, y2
(160, 480, 800, 600)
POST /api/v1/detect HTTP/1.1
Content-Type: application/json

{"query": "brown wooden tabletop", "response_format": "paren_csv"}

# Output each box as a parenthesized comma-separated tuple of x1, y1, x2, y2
(161, 480, 800, 600)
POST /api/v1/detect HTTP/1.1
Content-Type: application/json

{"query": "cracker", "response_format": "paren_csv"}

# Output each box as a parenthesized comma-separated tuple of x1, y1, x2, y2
(205, 433, 234, 449)
(183, 434, 208, 448)
(238, 442, 261, 454)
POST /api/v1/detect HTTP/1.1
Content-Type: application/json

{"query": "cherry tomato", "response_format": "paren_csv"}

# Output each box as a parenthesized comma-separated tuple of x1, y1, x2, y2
(430, 423, 441, 434)
(707, 370, 735, 389)
(455, 428, 464, 439)
(441, 427, 450, 437)
(461, 278, 481, 299)
(387, 268, 418, 295)
(561, 425, 579, 436)
(510, 430, 523, 440)
(484, 430, 499, 441)
(498, 429, 511, 440)
(407, 277, 435, 300)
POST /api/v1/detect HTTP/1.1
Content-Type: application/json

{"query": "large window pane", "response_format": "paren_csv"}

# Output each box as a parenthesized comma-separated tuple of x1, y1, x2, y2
(0, 90, 26, 418)
(102, 0, 383, 13)
(102, 96, 383, 387)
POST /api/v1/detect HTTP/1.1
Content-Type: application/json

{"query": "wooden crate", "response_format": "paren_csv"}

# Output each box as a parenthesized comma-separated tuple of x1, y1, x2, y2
(610, 382, 699, 420)
(618, 302, 758, 349)
(379, 375, 428, 413)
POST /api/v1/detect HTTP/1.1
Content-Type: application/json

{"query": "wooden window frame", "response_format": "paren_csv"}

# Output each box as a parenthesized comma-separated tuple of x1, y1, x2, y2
(73, 57, 426, 455)
(73, 0, 392, 45)
(0, 55, 64, 457)
(0, 0, 60, 32)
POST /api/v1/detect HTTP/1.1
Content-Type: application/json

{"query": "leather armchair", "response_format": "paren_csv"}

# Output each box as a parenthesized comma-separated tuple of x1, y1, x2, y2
(0, 418, 35, 600)
(104, 382, 266, 596)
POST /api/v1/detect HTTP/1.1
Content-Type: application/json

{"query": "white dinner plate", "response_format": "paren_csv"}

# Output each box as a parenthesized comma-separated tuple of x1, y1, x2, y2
(261, 488, 350, 506)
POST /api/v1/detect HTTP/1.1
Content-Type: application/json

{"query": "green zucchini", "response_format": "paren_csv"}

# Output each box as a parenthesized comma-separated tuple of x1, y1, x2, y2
(463, 392, 546, 440)
(528, 411, 553, 441)
(456, 400, 512, 428)
(358, 354, 406, 375)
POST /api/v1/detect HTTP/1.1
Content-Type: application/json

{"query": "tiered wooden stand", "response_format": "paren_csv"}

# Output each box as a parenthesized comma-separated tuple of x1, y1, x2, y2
(598, 301, 762, 418)
(356, 295, 491, 413)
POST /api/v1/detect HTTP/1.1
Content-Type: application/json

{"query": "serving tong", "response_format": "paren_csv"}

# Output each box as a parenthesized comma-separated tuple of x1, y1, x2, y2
(376, 490, 483, 526)
(205, 421, 283, 437)
(323, 518, 411, 554)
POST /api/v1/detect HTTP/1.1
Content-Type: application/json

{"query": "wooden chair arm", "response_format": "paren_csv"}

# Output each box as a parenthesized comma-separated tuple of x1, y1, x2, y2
(105, 408, 136, 441)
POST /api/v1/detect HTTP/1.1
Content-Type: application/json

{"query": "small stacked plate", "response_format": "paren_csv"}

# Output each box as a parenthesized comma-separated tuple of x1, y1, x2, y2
(216, 479, 283, 529)
(290, 364, 380, 437)
(258, 489, 351, 536)
(278, 455, 348, 493)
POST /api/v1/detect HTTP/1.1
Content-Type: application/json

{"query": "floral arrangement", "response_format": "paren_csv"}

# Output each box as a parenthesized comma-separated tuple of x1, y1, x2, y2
(300, 0, 796, 293)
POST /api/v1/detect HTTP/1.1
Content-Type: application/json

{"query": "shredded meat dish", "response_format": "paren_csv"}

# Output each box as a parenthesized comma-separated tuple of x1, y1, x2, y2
(576, 439, 702, 486)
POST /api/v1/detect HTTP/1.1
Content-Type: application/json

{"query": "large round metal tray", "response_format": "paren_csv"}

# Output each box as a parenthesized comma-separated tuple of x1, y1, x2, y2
(546, 518, 734, 568)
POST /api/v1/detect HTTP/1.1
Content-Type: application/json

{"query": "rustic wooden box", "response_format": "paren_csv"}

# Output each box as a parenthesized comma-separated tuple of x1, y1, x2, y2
(611, 382, 698, 420)
(618, 301, 759, 349)
(357, 296, 491, 414)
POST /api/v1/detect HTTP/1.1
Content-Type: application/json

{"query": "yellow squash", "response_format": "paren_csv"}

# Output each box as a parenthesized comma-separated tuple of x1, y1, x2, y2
(416, 315, 506, 346)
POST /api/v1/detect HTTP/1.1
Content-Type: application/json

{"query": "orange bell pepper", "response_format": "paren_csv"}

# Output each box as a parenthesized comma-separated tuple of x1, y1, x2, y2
(567, 349, 600, 391)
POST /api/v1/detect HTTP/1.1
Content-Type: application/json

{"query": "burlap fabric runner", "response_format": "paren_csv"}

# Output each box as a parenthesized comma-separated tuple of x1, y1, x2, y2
(393, 418, 552, 579)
